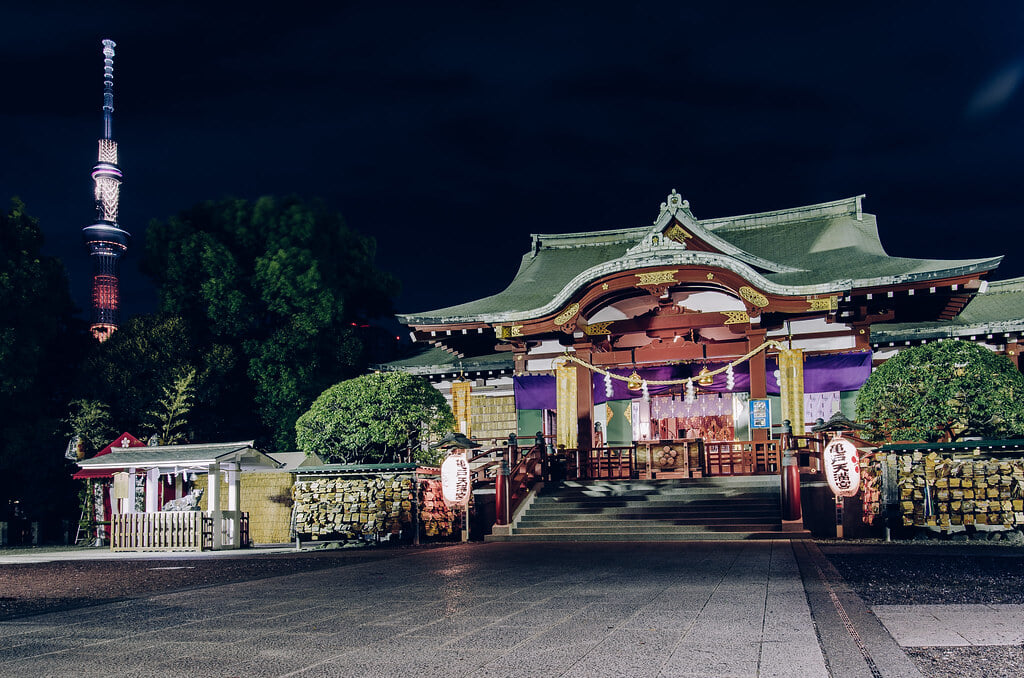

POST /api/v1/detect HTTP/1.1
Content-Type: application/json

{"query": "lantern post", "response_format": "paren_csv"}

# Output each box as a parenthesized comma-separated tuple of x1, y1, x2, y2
(780, 420, 803, 524)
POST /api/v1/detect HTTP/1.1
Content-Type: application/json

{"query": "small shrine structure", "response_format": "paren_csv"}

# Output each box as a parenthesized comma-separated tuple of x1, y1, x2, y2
(75, 439, 281, 550)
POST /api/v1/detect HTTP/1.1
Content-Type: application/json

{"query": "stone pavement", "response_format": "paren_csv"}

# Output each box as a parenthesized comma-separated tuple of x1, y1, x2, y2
(873, 604, 1024, 647)
(1, 541, 836, 678)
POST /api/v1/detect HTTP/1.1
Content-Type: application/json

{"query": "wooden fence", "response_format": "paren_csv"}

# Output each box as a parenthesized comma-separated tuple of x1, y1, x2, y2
(111, 511, 205, 551)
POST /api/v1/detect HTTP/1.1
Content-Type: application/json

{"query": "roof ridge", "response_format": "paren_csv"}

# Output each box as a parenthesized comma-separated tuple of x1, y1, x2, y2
(702, 195, 865, 232)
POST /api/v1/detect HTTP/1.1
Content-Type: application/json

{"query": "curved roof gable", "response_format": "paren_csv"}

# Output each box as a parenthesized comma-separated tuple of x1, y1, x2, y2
(400, 191, 1001, 325)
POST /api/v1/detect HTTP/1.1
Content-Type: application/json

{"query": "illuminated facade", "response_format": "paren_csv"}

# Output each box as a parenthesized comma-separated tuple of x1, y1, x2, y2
(83, 39, 130, 341)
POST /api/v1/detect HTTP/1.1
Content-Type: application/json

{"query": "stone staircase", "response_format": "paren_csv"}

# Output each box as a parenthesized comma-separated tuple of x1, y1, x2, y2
(486, 476, 802, 542)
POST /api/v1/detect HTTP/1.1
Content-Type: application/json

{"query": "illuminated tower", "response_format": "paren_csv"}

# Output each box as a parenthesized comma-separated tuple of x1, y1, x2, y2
(83, 39, 129, 341)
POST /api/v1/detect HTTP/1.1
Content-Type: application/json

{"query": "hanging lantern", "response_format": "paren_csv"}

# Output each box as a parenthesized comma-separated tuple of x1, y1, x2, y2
(726, 363, 735, 391)
(697, 367, 714, 386)
(604, 373, 614, 398)
(626, 370, 643, 391)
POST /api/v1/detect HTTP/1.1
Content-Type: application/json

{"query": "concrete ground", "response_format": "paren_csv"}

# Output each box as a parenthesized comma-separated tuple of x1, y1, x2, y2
(4, 539, 1005, 677)
(0, 541, 830, 678)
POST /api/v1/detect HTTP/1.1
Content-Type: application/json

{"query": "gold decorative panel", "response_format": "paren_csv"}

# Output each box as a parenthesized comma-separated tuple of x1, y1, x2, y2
(635, 270, 678, 287)
(778, 349, 805, 434)
(554, 303, 580, 326)
(663, 223, 692, 244)
(583, 321, 614, 336)
(722, 311, 750, 325)
(808, 296, 839, 312)
(450, 381, 472, 437)
(496, 325, 523, 340)
(739, 286, 769, 308)
(556, 363, 578, 448)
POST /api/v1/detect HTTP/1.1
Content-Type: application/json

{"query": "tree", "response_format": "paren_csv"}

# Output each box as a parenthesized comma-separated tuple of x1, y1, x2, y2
(64, 399, 118, 460)
(856, 339, 1024, 443)
(0, 199, 86, 523)
(75, 313, 244, 443)
(295, 372, 454, 464)
(146, 366, 197, 445)
(141, 196, 399, 450)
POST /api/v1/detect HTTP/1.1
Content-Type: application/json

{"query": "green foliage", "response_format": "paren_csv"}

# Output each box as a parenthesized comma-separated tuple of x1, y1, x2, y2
(295, 372, 454, 464)
(76, 313, 243, 442)
(0, 199, 85, 522)
(64, 399, 118, 459)
(856, 340, 1024, 443)
(146, 367, 197, 445)
(141, 197, 398, 450)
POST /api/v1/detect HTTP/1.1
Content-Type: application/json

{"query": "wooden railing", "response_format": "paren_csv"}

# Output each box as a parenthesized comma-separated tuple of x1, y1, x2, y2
(111, 511, 205, 551)
(704, 440, 780, 475)
(568, 446, 636, 480)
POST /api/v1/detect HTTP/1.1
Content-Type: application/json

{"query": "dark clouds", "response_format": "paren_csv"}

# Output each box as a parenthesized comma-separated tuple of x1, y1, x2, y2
(3, 3, 1024, 321)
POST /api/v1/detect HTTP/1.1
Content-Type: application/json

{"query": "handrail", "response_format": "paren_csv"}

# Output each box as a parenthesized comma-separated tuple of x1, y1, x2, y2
(507, 442, 546, 515)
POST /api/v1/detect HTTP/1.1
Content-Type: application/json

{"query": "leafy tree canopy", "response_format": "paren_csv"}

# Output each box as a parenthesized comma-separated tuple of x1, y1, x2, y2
(141, 196, 399, 450)
(295, 372, 454, 464)
(64, 399, 118, 460)
(0, 199, 85, 521)
(856, 339, 1024, 443)
(75, 313, 243, 443)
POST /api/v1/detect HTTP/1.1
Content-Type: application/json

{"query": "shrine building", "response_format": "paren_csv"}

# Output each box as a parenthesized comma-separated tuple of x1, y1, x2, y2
(388, 190, 1018, 484)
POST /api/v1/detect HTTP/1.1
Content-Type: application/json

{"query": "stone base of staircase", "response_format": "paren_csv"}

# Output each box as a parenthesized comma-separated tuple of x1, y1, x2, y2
(485, 476, 812, 542)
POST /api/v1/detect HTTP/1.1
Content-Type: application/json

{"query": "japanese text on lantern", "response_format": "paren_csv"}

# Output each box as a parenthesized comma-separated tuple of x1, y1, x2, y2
(824, 437, 861, 498)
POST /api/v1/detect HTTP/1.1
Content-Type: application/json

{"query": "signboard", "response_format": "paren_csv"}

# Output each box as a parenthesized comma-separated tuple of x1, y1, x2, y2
(823, 436, 861, 498)
(749, 399, 771, 430)
(440, 453, 471, 504)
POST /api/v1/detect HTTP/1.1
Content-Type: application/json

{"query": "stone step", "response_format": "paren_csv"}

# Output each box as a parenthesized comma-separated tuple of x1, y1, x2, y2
(532, 497, 778, 507)
(523, 505, 779, 518)
(485, 530, 800, 543)
(518, 513, 780, 526)
(513, 523, 782, 535)
(490, 477, 792, 543)
(541, 480, 779, 492)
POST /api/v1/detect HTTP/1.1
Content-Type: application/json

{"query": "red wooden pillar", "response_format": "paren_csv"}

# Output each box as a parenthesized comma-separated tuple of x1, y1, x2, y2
(748, 330, 768, 443)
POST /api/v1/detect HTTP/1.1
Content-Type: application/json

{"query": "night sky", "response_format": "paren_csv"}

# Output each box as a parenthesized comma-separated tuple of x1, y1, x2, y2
(5, 3, 1024, 324)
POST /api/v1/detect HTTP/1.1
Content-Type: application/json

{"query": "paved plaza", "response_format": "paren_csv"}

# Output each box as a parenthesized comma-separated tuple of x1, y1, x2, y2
(0, 540, 951, 677)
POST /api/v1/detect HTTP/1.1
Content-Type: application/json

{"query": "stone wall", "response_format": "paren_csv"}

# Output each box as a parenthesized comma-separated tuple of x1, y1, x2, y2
(862, 452, 1024, 532)
(196, 472, 294, 544)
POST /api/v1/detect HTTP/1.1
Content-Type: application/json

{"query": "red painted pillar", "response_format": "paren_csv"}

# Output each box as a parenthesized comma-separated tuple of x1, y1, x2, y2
(781, 420, 802, 522)
(748, 330, 768, 444)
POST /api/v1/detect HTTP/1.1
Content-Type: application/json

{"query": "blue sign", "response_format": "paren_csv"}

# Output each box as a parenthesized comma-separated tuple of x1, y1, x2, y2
(749, 399, 771, 430)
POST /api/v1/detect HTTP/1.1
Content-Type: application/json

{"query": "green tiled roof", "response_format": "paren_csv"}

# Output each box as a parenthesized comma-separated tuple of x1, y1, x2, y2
(879, 439, 1024, 453)
(400, 194, 1001, 325)
(873, 278, 1024, 343)
(75, 441, 277, 469)
(293, 463, 430, 474)
(376, 346, 513, 373)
